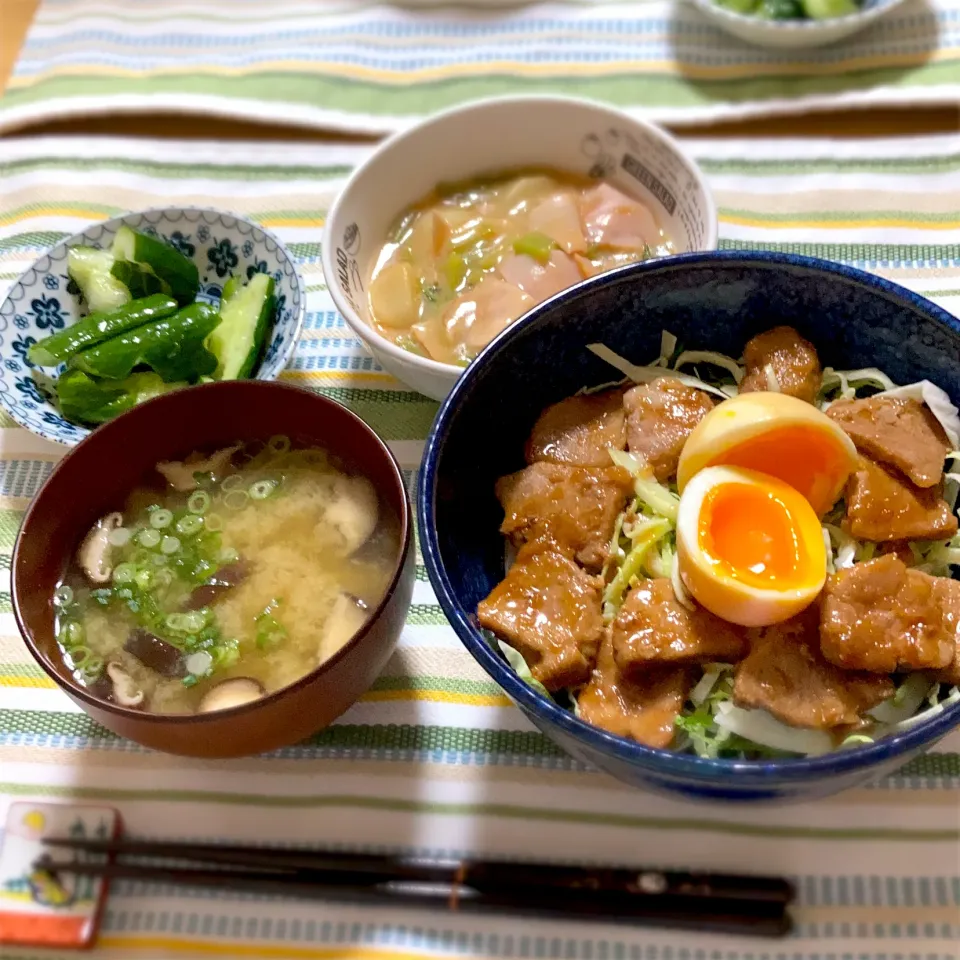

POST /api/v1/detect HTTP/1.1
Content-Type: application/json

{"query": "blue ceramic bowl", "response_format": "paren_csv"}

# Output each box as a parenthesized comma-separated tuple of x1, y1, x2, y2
(418, 251, 960, 804)
(0, 207, 305, 446)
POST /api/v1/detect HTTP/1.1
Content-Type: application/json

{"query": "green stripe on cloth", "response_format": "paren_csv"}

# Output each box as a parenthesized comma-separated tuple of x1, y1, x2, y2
(4, 59, 960, 121)
(316, 388, 439, 438)
(0, 706, 957, 778)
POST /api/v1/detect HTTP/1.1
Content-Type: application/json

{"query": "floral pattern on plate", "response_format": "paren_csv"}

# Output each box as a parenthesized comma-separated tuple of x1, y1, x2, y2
(0, 208, 305, 446)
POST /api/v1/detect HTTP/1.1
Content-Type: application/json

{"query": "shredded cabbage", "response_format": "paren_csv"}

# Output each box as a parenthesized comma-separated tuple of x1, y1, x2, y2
(656, 330, 678, 367)
(586, 343, 730, 400)
(714, 701, 833, 756)
(867, 673, 934, 725)
(763, 363, 780, 392)
(673, 350, 744, 384)
(690, 663, 728, 706)
(608, 448, 651, 478)
(602, 517, 671, 618)
(496, 639, 551, 699)
(873, 684, 960, 734)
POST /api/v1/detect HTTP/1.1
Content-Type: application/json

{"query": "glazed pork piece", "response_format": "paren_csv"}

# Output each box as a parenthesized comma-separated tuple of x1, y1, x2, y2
(578, 629, 694, 749)
(827, 395, 949, 489)
(820, 555, 958, 673)
(623, 377, 714, 482)
(611, 578, 747, 673)
(476, 536, 602, 690)
(495, 461, 633, 571)
(733, 608, 893, 729)
(842, 455, 957, 542)
(938, 637, 960, 686)
(738, 326, 822, 404)
(524, 388, 626, 467)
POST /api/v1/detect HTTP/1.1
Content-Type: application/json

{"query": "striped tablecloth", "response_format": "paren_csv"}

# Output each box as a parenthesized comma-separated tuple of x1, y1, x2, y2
(2, 0, 960, 135)
(0, 134, 958, 960)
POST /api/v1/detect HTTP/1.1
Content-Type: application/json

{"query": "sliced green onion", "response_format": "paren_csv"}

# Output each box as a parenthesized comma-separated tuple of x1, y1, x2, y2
(137, 527, 161, 548)
(176, 514, 204, 537)
(184, 650, 214, 676)
(204, 513, 223, 532)
(268, 435, 291, 455)
(53, 585, 74, 608)
(218, 547, 240, 564)
(108, 527, 132, 548)
(112, 562, 137, 584)
(69, 645, 93, 667)
(213, 641, 240, 669)
(188, 491, 211, 515)
(249, 479, 277, 501)
(182, 673, 200, 688)
(150, 552, 167, 568)
(154, 568, 174, 589)
(181, 609, 211, 633)
(221, 474, 245, 493)
(165, 613, 189, 633)
(150, 509, 174, 530)
(134, 569, 154, 591)
(80, 657, 104, 681)
(160, 536, 181, 555)
(223, 490, 249, 511)
(58, 620, 84, 648)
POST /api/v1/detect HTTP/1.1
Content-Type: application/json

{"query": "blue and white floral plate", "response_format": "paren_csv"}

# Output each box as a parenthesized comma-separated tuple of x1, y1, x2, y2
(0, 207, 305, 446)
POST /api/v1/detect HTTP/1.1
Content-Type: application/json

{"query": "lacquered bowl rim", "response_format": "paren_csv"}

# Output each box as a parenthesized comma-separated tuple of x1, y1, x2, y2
(13, 379, 412, 726)
(419, 250, 960, 784)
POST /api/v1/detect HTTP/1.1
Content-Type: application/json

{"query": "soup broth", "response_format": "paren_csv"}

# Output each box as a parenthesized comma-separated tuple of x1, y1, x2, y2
(53, 438, 399, 714)
(369, 168, 672, 366)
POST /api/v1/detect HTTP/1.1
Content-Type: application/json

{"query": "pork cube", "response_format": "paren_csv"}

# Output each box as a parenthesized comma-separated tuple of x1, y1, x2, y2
(525, 388, 626, 467)
(612, 578, 747, 673)
(827, 395, 949, 489)
(496, 461, 633, 571)
(477, 537, 602, 691)
(843, 455, 957, 542)
(623, 377, 714, 483)
(733, 608, 893, 728)
(739, 326, 822, 404)
(578, 629, 693, 749)
(820, 555, 956, 673)
(934, 575, 960, 686)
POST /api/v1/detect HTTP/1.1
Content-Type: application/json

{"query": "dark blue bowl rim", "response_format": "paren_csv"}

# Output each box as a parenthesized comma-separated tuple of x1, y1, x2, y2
(418, 250, 960, 784)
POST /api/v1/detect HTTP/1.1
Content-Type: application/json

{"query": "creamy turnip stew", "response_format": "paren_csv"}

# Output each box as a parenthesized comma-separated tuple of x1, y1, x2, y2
(368, 169, 672, 366)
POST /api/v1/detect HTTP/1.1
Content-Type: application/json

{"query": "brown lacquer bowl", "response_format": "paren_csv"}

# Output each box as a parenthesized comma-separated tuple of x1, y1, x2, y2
(13, 381, 414, 758)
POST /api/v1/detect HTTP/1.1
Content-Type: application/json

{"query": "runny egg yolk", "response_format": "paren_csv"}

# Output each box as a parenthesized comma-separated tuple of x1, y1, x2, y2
(676, 465, 827, 627)
(707, 423, 850, 524)
(698, 479, 816, 590)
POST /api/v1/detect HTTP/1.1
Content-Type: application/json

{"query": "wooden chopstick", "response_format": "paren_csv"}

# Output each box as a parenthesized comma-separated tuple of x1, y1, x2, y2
(37, 838, 794, 937)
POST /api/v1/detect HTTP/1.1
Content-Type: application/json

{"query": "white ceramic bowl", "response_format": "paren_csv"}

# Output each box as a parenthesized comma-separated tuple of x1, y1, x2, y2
(688, 0, 907, 48)
(322, 96, 718, 402)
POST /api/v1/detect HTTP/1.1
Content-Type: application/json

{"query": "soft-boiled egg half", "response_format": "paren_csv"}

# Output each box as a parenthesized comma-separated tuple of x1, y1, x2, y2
(676, 466, 827, 627)
(677, 392, 856, 517)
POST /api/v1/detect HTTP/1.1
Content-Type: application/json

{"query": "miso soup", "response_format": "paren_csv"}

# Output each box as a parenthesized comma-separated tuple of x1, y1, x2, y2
(53, 437, 399, 714)
(368, 168, 672, 366)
